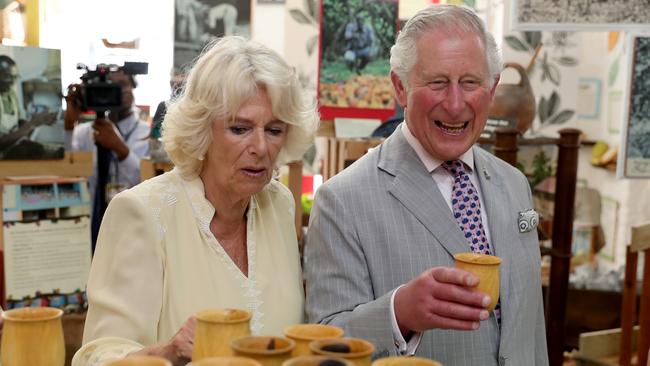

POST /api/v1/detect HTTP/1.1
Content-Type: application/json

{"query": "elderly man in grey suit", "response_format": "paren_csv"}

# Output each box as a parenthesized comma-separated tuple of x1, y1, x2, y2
(304, 5, 548, 366)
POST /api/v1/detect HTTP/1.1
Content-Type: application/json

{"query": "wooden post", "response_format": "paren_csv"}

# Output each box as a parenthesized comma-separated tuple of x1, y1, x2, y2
(639, 251, 650, 366)
(632, 223, 650, 366)
(545, 128, 581, 366)
(493, 127, 518, 167)
(619, 245, 638, 366)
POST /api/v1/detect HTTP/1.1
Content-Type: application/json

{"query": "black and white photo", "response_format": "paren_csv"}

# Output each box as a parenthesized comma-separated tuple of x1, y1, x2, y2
(174, 0, 251, 72)
(513, 0, 650, 30)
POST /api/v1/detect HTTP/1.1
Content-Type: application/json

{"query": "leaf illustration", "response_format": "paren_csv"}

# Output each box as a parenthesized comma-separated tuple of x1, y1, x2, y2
(548, 63, 561, 86)
(541, 60, 549, 83)
(305, 0, 318, 21)
(538, 96, 549, 123)
(609, 57, 620, 86)
(524, 31, 542, 49)
(306, 35, 318, 56)
(548, 91, 560, 117)
(555, 56, 578, 66)
(548, 110, 575, 124)
(290, 9, 311, 24)
(505, 36, 529, 52)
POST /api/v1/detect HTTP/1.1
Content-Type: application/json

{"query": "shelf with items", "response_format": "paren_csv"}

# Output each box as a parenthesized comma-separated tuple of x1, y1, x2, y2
(2, 177, 91, 221)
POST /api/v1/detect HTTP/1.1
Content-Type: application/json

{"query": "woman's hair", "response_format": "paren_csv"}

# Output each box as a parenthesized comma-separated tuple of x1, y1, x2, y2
(390, 5, 502, 89)
(162, 36, 319, 179)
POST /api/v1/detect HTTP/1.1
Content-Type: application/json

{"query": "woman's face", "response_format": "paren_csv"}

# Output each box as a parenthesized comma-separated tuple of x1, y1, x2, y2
(204, 89, 288, 200)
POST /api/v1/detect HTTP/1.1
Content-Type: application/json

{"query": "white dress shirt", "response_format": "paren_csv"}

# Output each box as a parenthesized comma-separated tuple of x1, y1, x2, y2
(389, 122, 493, 355)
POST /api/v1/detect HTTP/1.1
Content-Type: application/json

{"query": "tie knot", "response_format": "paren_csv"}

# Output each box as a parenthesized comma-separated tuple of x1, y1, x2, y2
(442, 160, 466, 176)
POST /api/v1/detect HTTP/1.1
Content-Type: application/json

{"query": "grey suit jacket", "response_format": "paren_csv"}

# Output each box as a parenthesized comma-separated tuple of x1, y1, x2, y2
(304, 128, 548, 366)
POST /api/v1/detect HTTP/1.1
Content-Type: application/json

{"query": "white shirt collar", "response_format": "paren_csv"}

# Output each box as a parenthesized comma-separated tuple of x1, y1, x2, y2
(401, 121, 475, 174)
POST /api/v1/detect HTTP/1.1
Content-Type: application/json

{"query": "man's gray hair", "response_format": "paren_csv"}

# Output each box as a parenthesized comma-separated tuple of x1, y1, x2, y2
(390, 5, 503, 88)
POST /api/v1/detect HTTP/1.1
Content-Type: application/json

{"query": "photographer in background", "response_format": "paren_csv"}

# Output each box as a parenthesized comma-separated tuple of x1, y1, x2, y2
(64, 70, 149, 250)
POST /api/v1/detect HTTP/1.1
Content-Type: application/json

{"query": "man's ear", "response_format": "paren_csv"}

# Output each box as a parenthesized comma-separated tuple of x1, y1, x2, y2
(489, 75, 500, 100)
(390, 71, 407, 108)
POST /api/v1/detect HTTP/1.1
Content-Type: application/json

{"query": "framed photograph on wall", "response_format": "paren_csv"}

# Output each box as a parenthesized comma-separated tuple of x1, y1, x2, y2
(0, 45, 64, 161)
(577, 78, 601, 120)
(318, 0, 398, 121)
(512, 0, 650, 31)
(618, 35, 650, 178)
(173, 0, 252, 72)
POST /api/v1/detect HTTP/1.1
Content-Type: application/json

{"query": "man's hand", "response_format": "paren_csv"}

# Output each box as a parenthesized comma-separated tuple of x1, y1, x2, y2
(31, 110, 57, 126)
(93, 118, 129, 160)
(129, 316, 196, 366)
(394, 266, 490, 335)
(64, 84, 82, 131)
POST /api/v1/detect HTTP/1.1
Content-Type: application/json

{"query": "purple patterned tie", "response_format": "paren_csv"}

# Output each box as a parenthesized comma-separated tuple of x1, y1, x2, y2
(442, 160, 492, 254)
(442, 160, 501, 321)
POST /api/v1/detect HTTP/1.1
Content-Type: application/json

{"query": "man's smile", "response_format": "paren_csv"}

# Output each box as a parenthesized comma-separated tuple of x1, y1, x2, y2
(434, 120, 470, 135)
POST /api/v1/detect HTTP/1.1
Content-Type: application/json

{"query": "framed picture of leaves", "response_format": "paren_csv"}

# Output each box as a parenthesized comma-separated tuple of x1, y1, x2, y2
(618, 35, 650, 178)
(512, 0, 650, 31)
(317, 0, 398, 121)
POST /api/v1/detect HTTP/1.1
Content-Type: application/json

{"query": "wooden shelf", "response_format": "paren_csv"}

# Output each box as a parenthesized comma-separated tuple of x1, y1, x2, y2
(0, 151, 93, 180)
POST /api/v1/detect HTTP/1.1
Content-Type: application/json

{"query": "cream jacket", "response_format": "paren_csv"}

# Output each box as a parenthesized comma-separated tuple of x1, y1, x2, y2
(73, 169, 304, 366)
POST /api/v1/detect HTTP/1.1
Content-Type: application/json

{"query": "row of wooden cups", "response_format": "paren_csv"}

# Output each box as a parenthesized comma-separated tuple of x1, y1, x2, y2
(108, 354, 441, 366)
(189, 308, 442, 366)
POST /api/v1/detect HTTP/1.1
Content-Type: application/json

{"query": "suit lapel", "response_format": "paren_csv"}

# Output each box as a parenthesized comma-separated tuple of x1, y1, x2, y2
(379, 129, 468, 257)
(473, 148, 517, 341)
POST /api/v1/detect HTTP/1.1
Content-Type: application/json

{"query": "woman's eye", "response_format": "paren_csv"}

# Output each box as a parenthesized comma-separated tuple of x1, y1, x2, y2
(229, 126, 249, 135)
(266, 127, 286, 136)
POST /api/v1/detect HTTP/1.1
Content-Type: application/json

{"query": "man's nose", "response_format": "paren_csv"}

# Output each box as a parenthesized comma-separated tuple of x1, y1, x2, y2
(442, 83, 465, 116)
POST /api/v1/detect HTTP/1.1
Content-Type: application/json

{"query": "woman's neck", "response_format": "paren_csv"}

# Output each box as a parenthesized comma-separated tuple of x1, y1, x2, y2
(200, 170, 249, 230)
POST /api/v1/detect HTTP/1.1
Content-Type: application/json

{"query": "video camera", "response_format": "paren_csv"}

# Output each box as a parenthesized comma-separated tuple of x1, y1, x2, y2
(75, 61, 148, 113)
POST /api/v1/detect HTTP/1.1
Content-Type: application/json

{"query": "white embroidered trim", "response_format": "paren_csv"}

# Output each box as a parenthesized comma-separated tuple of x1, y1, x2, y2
(131, 172, 180, 240)
(178, 172, 266, 334)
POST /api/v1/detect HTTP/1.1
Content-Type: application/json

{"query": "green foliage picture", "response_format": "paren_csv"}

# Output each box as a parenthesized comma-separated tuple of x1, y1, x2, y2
(318, 0, 397, 113)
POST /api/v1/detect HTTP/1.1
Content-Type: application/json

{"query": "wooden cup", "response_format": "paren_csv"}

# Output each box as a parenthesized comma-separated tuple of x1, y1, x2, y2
(194, 356, 263, 366)
(309, 338, 375, 366)
(230, 336, 296, 366)
(371, 356, 442, 366)
(454, 252, 502, 312)
(284, 324, 345, 357)
(282, 355, 356, 366)
(104, 356, 172, 366)
(1, 307, 65, 366)
(192, 308, 252, 361)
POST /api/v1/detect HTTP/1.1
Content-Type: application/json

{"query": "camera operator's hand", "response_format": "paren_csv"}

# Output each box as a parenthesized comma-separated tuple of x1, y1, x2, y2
(128, 316, 196, 366)
(93, 118, 129, 161)
(64, 84, 82, 131)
